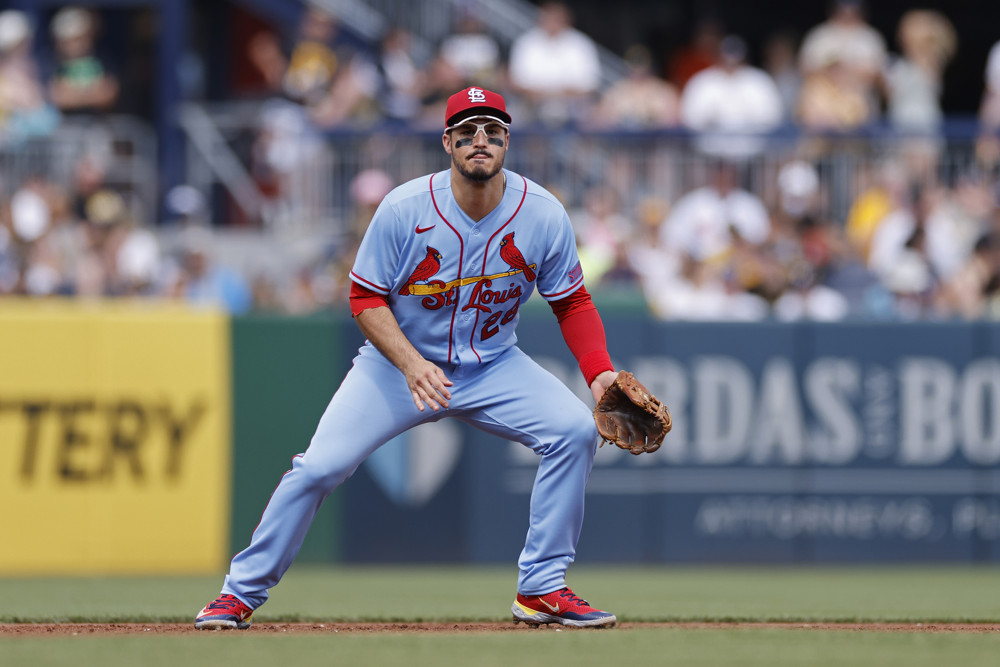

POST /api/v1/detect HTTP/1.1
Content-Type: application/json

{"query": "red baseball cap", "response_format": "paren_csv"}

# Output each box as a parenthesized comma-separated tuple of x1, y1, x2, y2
(445, 86, 512, 128)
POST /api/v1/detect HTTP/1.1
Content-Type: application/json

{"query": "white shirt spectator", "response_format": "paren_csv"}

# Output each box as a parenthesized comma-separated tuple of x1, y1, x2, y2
(680, 63, 782, 157)
(987, 41, 1000, 94)
(509, 17, 600, 94)
(979, 40, 1000, 133)
(440, 33, 501, 82)
(799, 21, 887, 80)
(661, 185, 771, 262)
(868, 204, 969, 283)
(885, 56, 941, 129)
(681, 65, 782, 131)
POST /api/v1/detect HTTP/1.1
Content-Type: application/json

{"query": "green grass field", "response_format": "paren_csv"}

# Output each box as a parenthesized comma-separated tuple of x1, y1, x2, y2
(3, 565, 1000, 666)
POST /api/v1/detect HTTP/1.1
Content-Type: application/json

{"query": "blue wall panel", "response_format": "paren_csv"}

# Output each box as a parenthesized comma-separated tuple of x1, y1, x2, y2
(342, 317, 1000, 564)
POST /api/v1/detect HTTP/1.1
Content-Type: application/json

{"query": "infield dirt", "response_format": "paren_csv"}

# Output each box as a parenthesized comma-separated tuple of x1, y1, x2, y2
(3, 622, 999, 636)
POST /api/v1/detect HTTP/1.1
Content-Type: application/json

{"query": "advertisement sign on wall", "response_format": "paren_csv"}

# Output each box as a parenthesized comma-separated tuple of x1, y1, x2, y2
(344, 318, 1000, 564)
(0, 303, 231, 574)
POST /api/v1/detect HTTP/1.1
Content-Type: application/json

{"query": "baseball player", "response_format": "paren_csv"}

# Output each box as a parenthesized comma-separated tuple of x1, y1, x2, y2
(195, 86, 619, 630)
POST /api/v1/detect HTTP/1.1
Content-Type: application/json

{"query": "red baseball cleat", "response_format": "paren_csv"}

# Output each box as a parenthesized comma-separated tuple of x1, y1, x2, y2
(512, 587, 617, 628)
(195, 594, 254, 630)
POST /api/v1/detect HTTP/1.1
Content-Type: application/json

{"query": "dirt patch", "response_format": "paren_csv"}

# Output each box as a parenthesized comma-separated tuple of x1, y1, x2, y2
(2, 622, 999, 636)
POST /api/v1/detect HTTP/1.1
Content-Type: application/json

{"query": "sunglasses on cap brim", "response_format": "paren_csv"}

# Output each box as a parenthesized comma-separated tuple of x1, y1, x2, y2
(446, 115, 510, 131)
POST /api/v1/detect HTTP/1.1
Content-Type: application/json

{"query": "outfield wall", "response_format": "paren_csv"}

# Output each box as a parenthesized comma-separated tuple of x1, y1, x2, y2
(2, 301, 998, 573)
(340, 313, 1000, 565)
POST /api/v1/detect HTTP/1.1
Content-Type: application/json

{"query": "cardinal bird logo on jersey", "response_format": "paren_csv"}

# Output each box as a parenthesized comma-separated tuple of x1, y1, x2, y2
(399, 246, 443, 295)
(499, 232, 535, 282)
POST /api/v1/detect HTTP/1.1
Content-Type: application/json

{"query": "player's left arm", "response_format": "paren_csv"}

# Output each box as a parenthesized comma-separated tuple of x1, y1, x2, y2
(549, 285, 617, 404)
(532, 200, 617, 403)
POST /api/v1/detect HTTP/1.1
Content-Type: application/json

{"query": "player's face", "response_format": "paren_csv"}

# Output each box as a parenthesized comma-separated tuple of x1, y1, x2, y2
(443, 116, 509, 183)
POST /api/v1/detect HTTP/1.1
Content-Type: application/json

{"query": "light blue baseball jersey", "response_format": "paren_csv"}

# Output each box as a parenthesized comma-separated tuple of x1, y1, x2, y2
(350, 168, 585, 365)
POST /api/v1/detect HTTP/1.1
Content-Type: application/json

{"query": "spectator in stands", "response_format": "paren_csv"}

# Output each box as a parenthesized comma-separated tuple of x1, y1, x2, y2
(884, 10, 956, 185)
(885, 10, 955, 131)
(664, 17, 723, 91)
(414, 53, 465, 129)
(58, 178, 162, 298)
(660, 159, 771, 271)
(570, 184, 633, 285)
(878, 227, 938, 320)
(437, 7, 504, 90)
(798, 0, 887, 114)
(639, 157, 779, 318)
(589, 44, 681, 129)
(976, 39, 1000, 167)
(46, 7, 120, 114)
(907, 172, 993, 284)
(107, 198, 162, 297)
(858, 172, 976, 293)
(844, 160, 917, 270)
(866, 184, 948, 318)
(596, 241, 643, 292)
(942, 171, 998, 268)
(644, 249, 771, 321)
(374, 26, 424, 124)
(935, 232, 1000, 319)
(768, 160, 851, 320)
(22, 177, 90, 297)
(0, 205, 14, 293)
(170, 226, 252, 314)
(0, 10, 59, 144)
(248, 6, 337, 108)
(508, 1, 601, 126)
(308, 167, 395, 309)
(246, 8, 380, 224)
(679, 35, 783, 157)
(247, 5, 377, 128)
(5, 178, 59, 295)
(625, 195, 679, 313)
(762, 30, 801, 122)
(74, 187, 137, 297)
(796, 51, 874, 131)
(68, 153, 110, 223)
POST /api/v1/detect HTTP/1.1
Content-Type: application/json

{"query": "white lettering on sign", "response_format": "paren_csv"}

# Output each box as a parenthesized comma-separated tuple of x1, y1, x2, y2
(959, 359, 1000, 464)
(804, 358, 862, 464)
(899, 358, 957, 465)
(751, 358, 805, 464)
(693, 496, 935, 540)
(694, 357, 754, 464)
(513, 354, 999, 468)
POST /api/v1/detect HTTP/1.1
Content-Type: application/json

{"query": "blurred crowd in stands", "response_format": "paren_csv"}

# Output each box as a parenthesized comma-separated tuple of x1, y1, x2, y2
(1, 1, 1000, 320)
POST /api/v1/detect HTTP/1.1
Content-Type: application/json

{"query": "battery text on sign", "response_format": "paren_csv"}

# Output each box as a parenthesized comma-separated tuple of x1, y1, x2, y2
(1, 398, 206, 483)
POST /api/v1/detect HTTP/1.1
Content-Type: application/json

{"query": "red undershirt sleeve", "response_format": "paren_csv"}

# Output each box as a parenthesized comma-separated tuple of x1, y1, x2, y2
(549, 286, 614, 386)
(350, 281, 390, 317)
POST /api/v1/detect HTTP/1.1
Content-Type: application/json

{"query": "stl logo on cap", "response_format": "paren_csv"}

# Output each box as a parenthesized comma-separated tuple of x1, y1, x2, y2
(445, 86, 512, 127)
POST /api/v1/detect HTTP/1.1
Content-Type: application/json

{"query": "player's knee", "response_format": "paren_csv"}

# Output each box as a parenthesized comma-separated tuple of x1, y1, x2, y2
(295, 455, 351, 493)
(569, 417, 599, 449)
(544, 415, 598, 456)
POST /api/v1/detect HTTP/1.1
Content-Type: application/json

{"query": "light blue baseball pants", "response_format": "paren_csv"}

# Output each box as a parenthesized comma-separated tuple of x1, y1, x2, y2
(222, 343, 599, 609)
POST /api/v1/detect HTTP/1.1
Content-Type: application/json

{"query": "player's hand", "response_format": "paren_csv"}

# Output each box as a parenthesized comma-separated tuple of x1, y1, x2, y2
(590, 370, 618, 404)
(405, 360, 454, 412)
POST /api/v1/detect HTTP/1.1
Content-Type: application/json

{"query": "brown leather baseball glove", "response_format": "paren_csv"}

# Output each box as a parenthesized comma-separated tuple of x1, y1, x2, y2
(593, 370, 672, 455)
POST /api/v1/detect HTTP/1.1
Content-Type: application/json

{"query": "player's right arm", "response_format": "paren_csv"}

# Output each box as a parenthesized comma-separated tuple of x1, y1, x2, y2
(351, 289, 453, 412)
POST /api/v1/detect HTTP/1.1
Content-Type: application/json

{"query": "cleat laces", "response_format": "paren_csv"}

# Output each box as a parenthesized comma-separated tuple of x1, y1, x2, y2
(558, 588, 589, 608)
(207, 595, 247, 612)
